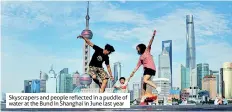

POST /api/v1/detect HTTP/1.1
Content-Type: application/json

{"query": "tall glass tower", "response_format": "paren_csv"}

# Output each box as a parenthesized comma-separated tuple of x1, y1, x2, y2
(186, 15, 197, 96)
(160, 40, 172, 87)
(197, 63, 209, 90)
(113, 62, 121, 86)
(186, 15, 196, 70)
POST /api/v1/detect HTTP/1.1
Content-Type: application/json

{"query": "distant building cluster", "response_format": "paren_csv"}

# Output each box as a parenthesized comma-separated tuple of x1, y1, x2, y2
(16, 12, 232, 105)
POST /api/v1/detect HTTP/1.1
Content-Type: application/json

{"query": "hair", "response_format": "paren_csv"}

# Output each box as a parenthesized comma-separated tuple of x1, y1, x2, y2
(119, 77, 126, 81)
(105, 44, 115, 54)
(136, 44, 146, 55)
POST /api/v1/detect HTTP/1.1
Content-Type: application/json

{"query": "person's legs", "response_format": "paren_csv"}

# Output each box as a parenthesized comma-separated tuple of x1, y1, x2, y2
(98, 68, 109, 93)
(88, 66, 101, 88)
(142, 82, 146, 96)
(143, 75, 157, 89)
(100, 79, 108, 93)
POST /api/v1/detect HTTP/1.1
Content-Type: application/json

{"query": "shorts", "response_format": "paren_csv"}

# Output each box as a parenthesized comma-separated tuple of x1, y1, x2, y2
(143, 67, 156, 76)
(88, 66, 109, 81)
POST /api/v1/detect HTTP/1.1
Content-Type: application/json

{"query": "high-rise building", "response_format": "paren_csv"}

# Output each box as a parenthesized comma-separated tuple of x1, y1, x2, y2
(197, 63, 209, 90)
(202, 75, 217, 99)
(129, 90, 133, 101)
(160, 40, 172, 86)
(107, 80, 113, 88)
(186, 15, 197, 96)
(46, 65, 57, 93)
(186, 15, 196, 70)
(113, 62, 121, 86)
(152, 78, 170, 101)
(24, 79, 46, 93)
(180, 64, 190, 90)
(57, 68, 73, 93)
(210, 70, 219, 95)
(220, 68, 224, 97)
(158, 48, 171, 86)
(73, 71, 80, 90)
(40, 80, 46, 93)
(222, 62, 232, 99)
(133, 82, 140, 100)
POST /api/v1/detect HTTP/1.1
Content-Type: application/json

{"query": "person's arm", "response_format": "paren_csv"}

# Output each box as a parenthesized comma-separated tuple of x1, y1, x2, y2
(78, 35, 94, 47)
(130, 59, 142, 78)
(147, 30, 156, 51)
(105, 57, 114, 80)
(114, 83, 120, 89)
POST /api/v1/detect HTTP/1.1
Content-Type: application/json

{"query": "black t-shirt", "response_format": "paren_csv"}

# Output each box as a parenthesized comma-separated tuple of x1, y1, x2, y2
(89, 45, 109, 68)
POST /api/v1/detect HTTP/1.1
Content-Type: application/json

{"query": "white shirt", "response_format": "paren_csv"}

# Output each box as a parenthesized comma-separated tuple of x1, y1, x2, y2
(113, 79, 129, 93)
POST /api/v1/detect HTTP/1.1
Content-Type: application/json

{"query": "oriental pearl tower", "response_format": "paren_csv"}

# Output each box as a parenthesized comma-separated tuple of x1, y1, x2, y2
(79, 1, 97, 88)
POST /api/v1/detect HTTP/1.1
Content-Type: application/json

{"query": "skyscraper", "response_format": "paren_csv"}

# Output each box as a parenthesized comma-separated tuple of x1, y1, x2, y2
(222, 62, 232, 99)
(186, 15, 196, 70)
(73, 71, 80, 90)
(161, 40, 172, 86)
(202, 75, 217, 99)
(210, 70, 219, 94)
(152, 78, 170, 101)
(220, 68, 224, 97)
(186, 15, 197, 96)
(197, 63, 209, 90)
(24, 79, 46, 93)
(133, 82, 140, 100)
(180, 64, 190, 90)
(158, 47, 171, 86)
(57, 68, 73, 93)
(46, 65, 57, 93)
(113, 62, 121, 86)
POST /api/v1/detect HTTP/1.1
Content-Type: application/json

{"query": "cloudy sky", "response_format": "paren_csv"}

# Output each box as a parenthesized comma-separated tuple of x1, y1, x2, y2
(1, 1, 232, 93)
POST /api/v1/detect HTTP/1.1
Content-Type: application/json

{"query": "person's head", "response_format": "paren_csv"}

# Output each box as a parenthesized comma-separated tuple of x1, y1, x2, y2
(222, 96, 225, 99)
(119, 77, 126, 84)
(103, 44, 115, 55)
(136, 44, 146, 55)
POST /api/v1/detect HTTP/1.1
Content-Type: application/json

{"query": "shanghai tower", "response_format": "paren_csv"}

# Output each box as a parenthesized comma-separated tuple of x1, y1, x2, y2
(186, 15, 197, 96)
(186, 15, 196, 70)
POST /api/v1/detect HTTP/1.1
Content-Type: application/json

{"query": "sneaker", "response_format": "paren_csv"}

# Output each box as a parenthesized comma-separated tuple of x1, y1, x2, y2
(156, 87, 161, 94)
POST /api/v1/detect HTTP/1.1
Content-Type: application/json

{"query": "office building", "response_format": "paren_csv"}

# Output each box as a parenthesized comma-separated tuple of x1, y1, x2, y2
(57, 68, 73, 93)
(133, 82, 140, 100)
(40, 80, 46, 93)
(186, 15, 197, 95)
(180, 64, 190, 90)
(24, 79, 46, 93)
(202, 75, 217, 99)
(113, 62, 121, 86)
(107, 80, 113, 88)
(158, 47, 171, 86)
(129, 90, 133, 101)
(210, 70, 220, 94)
(152, 78, 171, 100)
(222, 62, 232, 99)
(73, 71, 80, 90)
(197, 63, 209, 90)
(46, 65, 57, 93)
(220, 68, 224, 97)
(160, 40, 172, 86)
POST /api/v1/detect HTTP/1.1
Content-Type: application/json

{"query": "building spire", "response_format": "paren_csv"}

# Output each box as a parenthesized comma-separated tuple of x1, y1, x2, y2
(86, 1, 90, 30)
(51, 64, 53, 70)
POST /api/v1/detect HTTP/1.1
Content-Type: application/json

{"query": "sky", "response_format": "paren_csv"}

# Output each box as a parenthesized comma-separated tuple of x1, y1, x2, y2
(1, 1, 232, 93)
